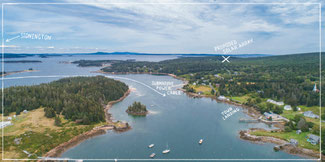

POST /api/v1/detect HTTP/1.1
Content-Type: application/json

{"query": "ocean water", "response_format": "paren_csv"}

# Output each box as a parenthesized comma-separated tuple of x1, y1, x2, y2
(1, 55, 310, 161)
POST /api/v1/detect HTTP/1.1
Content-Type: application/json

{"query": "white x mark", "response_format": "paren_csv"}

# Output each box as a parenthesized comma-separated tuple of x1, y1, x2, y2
(222, 56, 230, 63)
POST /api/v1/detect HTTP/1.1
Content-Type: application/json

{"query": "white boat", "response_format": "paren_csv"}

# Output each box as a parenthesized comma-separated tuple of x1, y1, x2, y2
(162, 149, 170, 154)
(148, 144, 154, 148)
(162, 144, 170, 154)
(199, 139, 203, 144)
(149, 153, 156, 158)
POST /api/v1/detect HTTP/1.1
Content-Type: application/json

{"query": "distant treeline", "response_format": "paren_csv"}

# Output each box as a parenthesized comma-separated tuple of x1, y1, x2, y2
(100, 52, 324, 107)
(71, 60, 123, 67)
(4, 60, 42, 63)
(1, 76, 128, 124)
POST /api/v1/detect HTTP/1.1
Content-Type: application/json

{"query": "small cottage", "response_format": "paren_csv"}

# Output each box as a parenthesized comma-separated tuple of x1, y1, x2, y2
(307, 134, 320, 145)
(296, 130, 302, 134)
(304, 111, 319, 119)
(284, 105, 292, 111)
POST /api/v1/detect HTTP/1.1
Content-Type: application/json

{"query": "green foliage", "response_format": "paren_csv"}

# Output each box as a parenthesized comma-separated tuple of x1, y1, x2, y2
(1, 76, 128, 124)
(284, 126, 292, 132)
(2, 126, 94, 158)
(100, 52, 324, 108)
(183, 84, 195, 93)
(54, 116, 62, 126)
(297, 118, 309, 132)
(126, 101, 147, 115)
(44, 107, 56, 118)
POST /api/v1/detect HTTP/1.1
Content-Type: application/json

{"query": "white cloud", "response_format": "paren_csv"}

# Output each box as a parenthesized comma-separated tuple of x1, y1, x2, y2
(3, 0, 322, 54)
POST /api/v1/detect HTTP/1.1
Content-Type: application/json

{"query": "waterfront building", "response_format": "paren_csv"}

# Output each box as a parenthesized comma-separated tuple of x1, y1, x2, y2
(307, 134, 320, 145)
(266, 99, 284, 106)
(303, 111, 319, 119)
(284, 105, 292, 111)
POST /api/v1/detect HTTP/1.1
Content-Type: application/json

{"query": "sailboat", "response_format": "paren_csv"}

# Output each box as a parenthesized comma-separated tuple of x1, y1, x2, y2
(162, 144, 170, 154)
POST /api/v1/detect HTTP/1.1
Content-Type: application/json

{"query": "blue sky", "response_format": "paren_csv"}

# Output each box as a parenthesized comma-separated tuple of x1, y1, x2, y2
(1, 0, 324, 54)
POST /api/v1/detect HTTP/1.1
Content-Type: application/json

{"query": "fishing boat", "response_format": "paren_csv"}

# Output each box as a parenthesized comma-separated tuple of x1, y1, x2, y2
(148, 144, 154, 148)
(199, 139, 203, 144)
(149, 153, 156, 158)
(162, 144, 170, 154)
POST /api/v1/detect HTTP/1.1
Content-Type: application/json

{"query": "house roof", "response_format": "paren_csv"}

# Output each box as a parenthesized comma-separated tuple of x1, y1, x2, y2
(308, 134, 320, 141)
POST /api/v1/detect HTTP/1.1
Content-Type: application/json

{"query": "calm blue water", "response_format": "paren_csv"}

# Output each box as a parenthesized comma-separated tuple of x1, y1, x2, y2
(1, 55, 310, 161)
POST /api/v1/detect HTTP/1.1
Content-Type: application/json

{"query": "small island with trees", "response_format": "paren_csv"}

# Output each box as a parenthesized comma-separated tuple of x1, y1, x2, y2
(126, 101, 148, 116)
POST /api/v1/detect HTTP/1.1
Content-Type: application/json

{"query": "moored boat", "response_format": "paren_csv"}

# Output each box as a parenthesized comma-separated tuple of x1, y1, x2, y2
(150, 153, 156, 158)
(148, 144, 155, 148)
(162, 144, 170, 154)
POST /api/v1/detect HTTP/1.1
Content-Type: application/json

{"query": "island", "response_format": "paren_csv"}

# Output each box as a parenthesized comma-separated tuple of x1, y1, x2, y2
(4, 60, 42, 63)
(1, 76, 130, 159)
(1, 68, 37, 77)
(126, 101, 148, 116)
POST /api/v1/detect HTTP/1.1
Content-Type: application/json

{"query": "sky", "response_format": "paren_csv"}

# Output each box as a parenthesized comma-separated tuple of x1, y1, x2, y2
(1, 0, 324, 55)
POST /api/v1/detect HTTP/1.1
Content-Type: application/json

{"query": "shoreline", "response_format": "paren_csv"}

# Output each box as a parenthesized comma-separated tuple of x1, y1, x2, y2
(240, 128, 322, 159)
(41, 89, 131, 159)
(97, 70, 322, 159)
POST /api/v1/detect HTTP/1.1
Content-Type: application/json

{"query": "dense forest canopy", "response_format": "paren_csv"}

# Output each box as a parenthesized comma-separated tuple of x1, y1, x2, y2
(126, 101, 148, 115)
(100, 52, 324, 108)
(1, 76, 129, 124)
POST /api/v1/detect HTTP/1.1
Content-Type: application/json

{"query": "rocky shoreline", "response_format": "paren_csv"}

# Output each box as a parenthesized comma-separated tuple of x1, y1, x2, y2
(240, 128, 322, 159)
(40, 89, 131, 160)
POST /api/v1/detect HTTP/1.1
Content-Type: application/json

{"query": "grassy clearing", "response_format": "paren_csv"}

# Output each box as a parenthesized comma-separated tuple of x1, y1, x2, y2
(191, 85, 212, 95)
(299, 105, 320, 115)
(1, 108, 104, 159)
(281, 110, 303, 120)
(251, 130, 319, 151)
(230, 95, 250, 103)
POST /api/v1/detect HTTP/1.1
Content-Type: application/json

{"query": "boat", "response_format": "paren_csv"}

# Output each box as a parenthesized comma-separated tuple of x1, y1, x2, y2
(162, 144, 170, 154)
(149, 153, 156, 158)
(162, 149, 170, 154)
(148, 144, 154, 148)
(199, 139, 203, 144)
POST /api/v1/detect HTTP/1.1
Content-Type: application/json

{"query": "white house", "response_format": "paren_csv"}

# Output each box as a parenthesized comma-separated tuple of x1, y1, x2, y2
(304, 111, 319, 119)
(218, 96, 228, 101)
(284, 105, 292, 111)
(0, 121, 12, 129)
(266, 99, 284, 106)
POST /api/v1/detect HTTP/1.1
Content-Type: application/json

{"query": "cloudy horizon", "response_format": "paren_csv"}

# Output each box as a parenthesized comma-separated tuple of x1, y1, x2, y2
(1, 0, 324, 55)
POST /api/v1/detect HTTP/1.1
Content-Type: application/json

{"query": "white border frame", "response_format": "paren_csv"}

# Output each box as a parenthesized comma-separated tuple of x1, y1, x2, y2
(1, 2, 322, 161)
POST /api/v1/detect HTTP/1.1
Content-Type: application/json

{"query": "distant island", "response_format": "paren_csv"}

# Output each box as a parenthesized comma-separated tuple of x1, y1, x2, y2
(4, 60, 42, 63)
(1, 68, 36, 77)
(126, 101, 148, 116)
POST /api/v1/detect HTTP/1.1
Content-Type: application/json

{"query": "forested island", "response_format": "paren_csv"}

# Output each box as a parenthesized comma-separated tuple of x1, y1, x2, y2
(1, 69, 36, 77)
(126, 101, 148, 116)
(1, 76, 129, 124)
